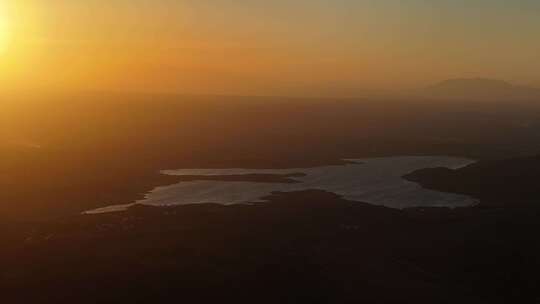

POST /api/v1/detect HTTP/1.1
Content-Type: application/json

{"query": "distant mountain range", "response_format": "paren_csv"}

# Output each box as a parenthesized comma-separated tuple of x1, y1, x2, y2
(423, 78, 540, 99)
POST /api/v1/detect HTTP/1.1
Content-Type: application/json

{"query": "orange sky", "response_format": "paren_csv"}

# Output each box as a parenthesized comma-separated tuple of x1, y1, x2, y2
(1, 1, 539, 96)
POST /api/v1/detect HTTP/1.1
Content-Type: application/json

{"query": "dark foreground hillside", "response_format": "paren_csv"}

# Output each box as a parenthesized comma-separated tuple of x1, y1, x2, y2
(2, 190, 539, 303)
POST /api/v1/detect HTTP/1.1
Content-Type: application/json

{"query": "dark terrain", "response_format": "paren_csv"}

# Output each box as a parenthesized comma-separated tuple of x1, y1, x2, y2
(4, 91, 540, 219)
(405, 154, 540, 206)
(2, 90, 540, 303)
(2, 189, 539, 303)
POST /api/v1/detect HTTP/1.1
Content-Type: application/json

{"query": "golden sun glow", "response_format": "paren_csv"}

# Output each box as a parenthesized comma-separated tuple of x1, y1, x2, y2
(0, 1, 540, 94)
(0, 4, 9, 53)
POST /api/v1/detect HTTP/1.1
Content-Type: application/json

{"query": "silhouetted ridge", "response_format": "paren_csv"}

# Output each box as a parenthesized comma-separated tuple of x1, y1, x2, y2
(425, 78, 540, 99)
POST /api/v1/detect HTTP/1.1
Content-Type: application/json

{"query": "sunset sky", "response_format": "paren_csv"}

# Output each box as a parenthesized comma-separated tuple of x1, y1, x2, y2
(1, 0, 539, 96)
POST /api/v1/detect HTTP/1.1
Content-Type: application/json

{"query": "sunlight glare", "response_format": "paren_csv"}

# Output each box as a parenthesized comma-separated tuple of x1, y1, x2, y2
(0, 3, 10, 53)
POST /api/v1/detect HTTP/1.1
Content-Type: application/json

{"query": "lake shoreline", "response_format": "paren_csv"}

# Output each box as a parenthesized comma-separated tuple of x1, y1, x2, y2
(86, 156, 476, 214)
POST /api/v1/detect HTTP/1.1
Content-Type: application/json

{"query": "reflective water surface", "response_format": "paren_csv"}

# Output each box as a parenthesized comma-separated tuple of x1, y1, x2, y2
(86, 156, 477, 214)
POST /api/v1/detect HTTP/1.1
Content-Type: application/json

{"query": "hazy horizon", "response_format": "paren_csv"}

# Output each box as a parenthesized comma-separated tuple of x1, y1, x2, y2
(1, 1, 540, 97)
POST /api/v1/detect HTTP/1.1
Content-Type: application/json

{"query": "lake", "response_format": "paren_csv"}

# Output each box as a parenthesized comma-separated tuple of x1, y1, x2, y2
(86, 156, 477, 214)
